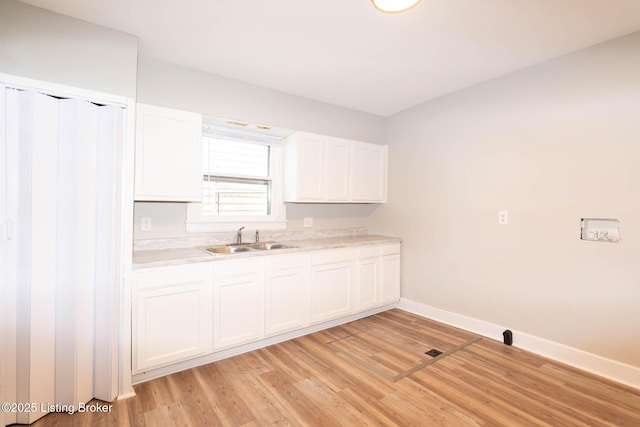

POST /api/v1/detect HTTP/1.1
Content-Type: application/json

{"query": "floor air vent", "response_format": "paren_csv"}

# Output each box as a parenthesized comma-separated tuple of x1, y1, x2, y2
(425, 349, 443, 357)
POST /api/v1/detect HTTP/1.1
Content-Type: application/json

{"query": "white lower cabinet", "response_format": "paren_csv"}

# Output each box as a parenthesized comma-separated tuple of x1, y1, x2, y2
(132, 242, 400, 375)
(356, 246, 381, 311)
(265, 254, 310, 336)
(213, 258, 265, 351)
(133, 262, 213, 373)
(381, 243, 401, 304)
(310, 248, 355, 324)
(355, 244, 402, 310)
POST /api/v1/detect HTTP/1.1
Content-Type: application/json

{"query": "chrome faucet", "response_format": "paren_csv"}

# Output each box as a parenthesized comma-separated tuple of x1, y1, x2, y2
(236, 226, 245, 244)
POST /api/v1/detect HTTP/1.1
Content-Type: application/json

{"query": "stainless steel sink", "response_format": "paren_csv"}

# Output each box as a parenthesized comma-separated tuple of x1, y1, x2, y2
(206, 245, 256, 254)
(247, 242, 297, 250)
(205, 241, 297, 254)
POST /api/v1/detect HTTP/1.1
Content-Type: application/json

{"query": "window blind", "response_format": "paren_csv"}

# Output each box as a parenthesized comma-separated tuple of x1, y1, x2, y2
(201, 124, 282, 216)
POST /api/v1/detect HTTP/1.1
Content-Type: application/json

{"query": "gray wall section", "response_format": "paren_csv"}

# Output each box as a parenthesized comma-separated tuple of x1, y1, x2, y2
(4, 0, 639, 371)
(0, 0, 138, 97)
(368, 32, 640, 368)
(136, 55, 385, 144)
(133, 55, 387, 239)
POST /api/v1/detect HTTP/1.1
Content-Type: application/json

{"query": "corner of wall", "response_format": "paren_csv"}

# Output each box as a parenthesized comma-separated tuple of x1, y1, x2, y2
(398, 298, 640, 390)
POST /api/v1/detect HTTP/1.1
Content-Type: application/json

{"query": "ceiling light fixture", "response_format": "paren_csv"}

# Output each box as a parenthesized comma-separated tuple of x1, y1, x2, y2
(371, 0, 422, 13)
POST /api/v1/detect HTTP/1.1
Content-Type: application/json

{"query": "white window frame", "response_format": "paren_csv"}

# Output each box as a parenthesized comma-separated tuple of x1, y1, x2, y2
(185, 124, 287, 233)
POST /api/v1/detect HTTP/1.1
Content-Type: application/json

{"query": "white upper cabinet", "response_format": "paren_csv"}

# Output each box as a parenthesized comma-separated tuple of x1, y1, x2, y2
(284, 131, 387, 203)
(324, 137, 351, 201)
(134, 103, 203, 202)
(351, 142, 387, 203)
(284, 132, 324, 201)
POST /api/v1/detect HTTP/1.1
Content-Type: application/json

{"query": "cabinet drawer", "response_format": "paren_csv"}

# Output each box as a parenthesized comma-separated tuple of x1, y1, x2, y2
(311, 248, 355, 266)
(213, 258, 263, 278)
(265, 253, 308, 271)
(134, 262, 213, 290)
(381, 243, 401, 256)
(358, 246, 379, 258)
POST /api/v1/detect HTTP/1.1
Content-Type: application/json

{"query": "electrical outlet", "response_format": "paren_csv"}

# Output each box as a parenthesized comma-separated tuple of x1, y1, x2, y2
(498, 211, 508, 225)
(303, 217, 313, 228)
(141, 217, 152, 232)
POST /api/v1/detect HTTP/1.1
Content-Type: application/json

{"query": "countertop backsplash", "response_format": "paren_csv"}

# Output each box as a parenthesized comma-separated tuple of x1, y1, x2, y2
(133, 227, 370, 251)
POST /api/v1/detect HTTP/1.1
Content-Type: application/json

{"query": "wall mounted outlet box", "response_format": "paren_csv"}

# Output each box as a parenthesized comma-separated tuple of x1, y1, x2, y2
(141, 217, 152, 232)
(581, 218, 620, 242)
(498, 211, 508, 225)
(303, 217, 313, 228)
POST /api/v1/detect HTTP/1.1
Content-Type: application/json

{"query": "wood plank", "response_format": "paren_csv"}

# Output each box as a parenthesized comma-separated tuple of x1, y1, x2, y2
(31, 309, 640, 427)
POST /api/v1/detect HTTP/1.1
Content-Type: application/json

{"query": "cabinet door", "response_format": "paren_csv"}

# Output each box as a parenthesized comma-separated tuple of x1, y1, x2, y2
(324, 137, 351, 201)
(284, 132, 325, 201)
(351, 142, 387, 202)
(356, 247, 380, 311)
(133, 263, 213, 373)
(213, 259, 264, 350)
(135, 103, 202, 201)
(265, 254, 310, 336)
(285, 131, 388, 203)
(310, 249, 355, 323)
(381, 244, 401, 304)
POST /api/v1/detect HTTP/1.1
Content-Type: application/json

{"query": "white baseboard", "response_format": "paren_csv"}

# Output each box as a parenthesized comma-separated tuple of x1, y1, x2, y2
(116, 391, 136, 400)
(398, 298, 640, 390)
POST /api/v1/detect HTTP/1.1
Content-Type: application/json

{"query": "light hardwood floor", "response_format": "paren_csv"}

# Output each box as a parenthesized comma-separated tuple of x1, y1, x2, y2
(32, 309, 640, 426)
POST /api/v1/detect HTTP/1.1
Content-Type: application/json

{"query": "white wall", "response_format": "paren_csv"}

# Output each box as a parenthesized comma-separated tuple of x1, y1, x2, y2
(369, 32, 640, 368)
(3, 0, 638, 382)
(137, 56, 385, 143)
(1, 1, 139, 405)
(133, 202, 378, 240)
(0, 0, 138, 97)
(134, 56, 386, 239)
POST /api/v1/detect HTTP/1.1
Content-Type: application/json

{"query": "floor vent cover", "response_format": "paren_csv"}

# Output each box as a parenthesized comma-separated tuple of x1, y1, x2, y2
(425, 349, 443, 358)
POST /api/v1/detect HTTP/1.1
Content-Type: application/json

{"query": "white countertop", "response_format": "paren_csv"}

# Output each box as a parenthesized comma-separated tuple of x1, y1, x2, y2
(133, 234, 401, 269)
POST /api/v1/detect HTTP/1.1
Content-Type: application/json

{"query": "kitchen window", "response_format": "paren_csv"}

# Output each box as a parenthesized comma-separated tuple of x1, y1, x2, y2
(186, 122, 287, 232)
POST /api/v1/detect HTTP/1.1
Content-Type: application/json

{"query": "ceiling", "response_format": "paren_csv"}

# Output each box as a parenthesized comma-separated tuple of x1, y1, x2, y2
(18, 0, 640, 117)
